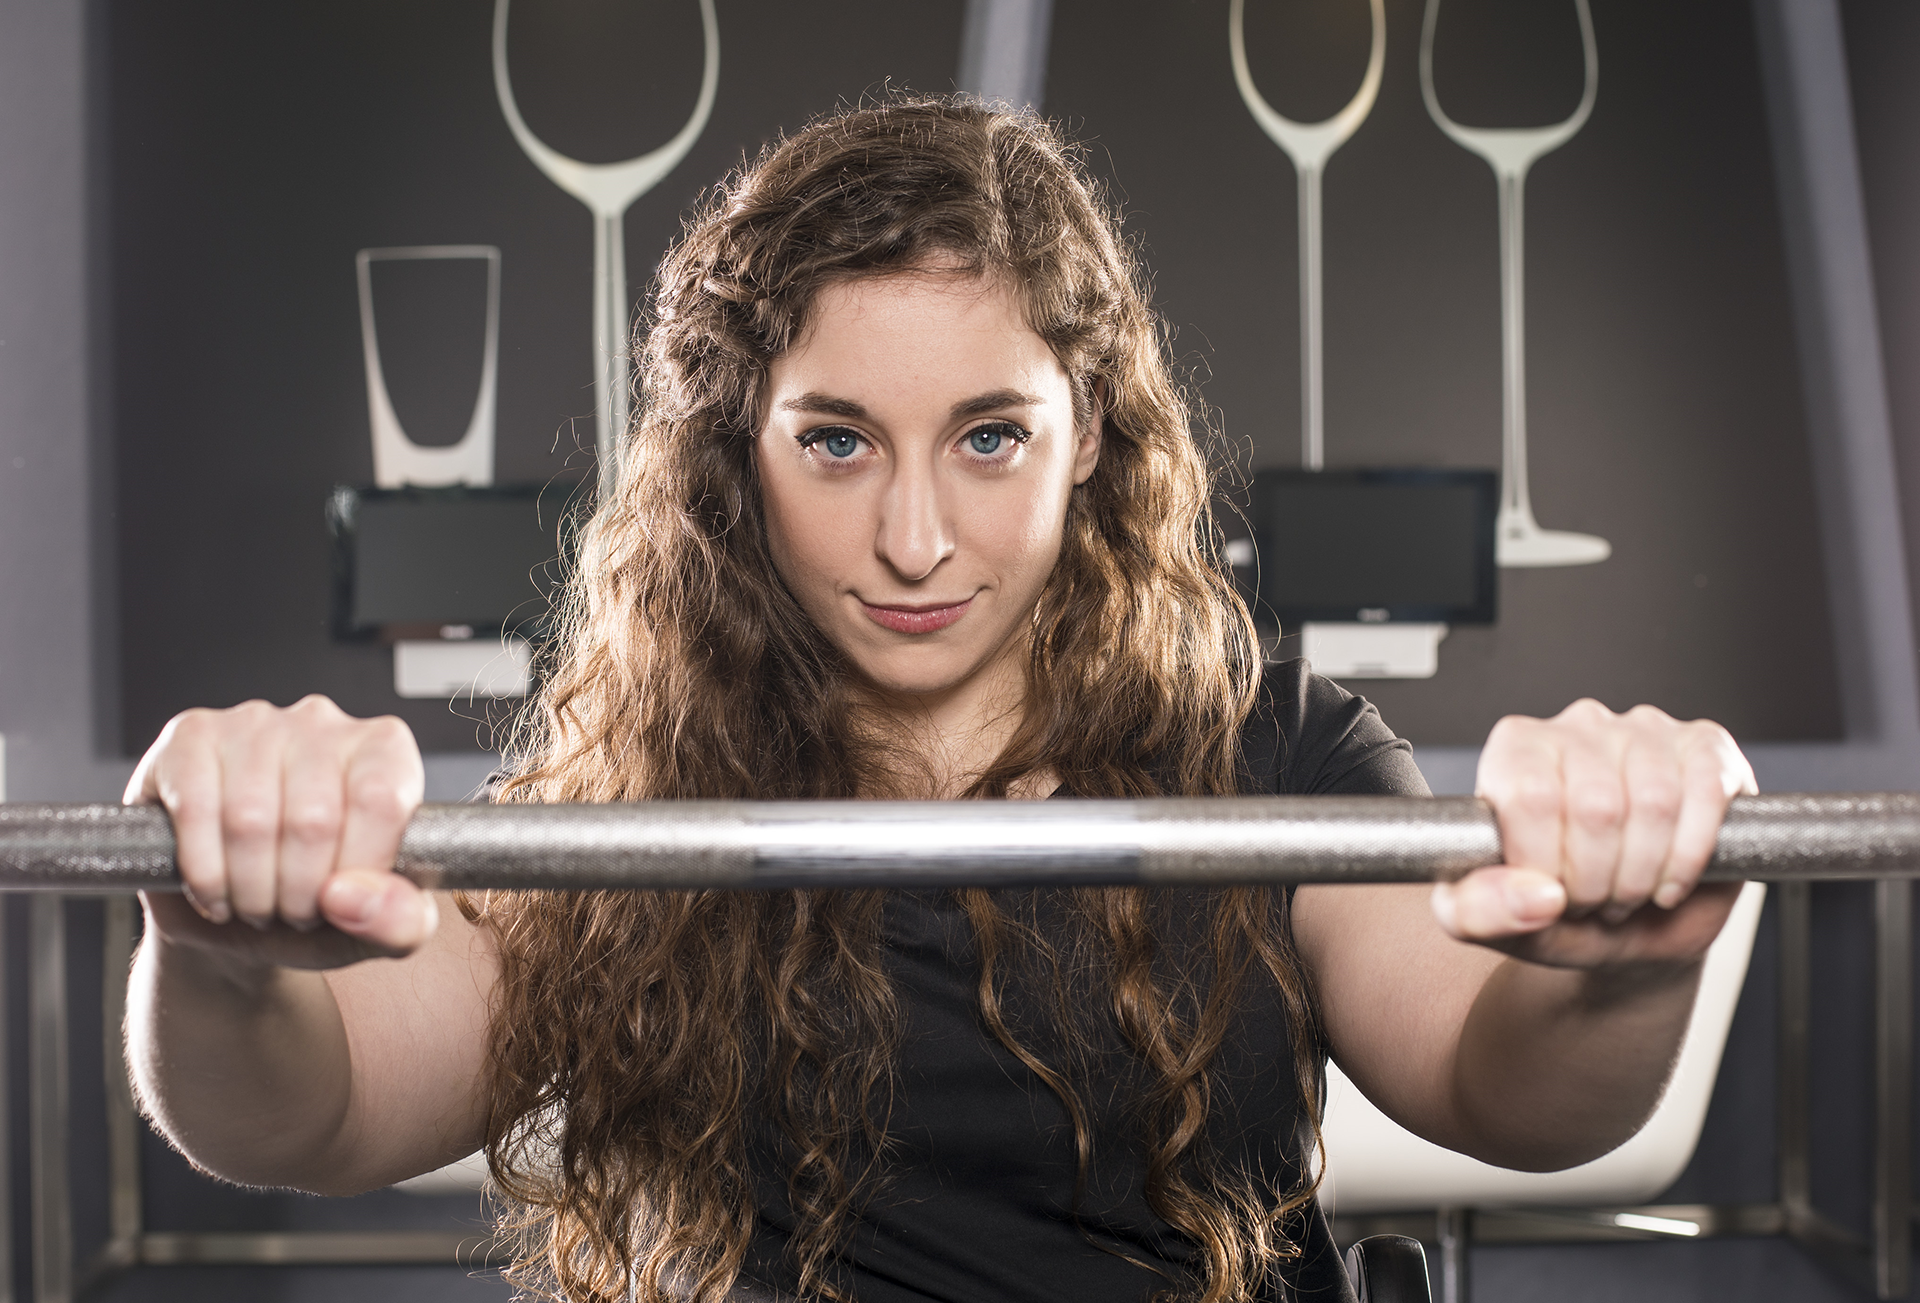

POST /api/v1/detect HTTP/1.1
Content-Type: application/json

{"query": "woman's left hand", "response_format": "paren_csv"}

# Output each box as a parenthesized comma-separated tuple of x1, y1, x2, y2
(1433, 699, 1757, 970)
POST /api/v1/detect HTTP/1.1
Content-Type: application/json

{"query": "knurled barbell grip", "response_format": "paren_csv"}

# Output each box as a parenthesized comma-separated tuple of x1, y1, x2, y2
(0, 793, 1917, 893)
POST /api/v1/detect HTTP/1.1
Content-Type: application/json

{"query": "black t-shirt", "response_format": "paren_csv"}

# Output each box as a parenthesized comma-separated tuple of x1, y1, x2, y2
(739, 661, 1430, 1302)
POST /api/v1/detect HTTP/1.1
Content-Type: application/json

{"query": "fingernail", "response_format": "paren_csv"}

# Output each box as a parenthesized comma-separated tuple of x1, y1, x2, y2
(241, 913, 271, 932)
(182, 885, 230, 925)
(1503, 875, 1566, 923)
(287, 915, 321, 934)
(1654, 882, 1688, 910)
(1601, 902, 1634, 926)
(324, 873, 384, 926)
(1430, 883, 1458, 932)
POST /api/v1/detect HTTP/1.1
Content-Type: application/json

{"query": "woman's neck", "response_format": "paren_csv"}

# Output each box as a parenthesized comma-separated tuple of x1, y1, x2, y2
(859, 640, 1053, 800)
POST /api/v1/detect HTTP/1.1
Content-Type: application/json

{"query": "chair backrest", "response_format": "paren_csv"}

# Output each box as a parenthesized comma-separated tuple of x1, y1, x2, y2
(1319, 881, 1767, 1214)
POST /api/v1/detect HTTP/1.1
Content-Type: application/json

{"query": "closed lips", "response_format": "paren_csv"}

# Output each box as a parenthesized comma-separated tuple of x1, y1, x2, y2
(860, 598, 972, 634)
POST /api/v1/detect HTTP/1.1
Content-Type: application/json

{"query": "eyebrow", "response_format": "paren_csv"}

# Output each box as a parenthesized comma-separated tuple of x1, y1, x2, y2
(778, 389, 1045, 421)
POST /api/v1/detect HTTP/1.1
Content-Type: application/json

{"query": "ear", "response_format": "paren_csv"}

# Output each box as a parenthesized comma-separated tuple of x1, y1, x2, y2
(1072, 378, 1106, 486)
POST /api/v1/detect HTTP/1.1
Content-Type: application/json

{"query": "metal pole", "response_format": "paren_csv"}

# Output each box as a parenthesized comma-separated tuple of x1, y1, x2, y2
(1436, 1205, 1470, 1303)
(1873, 878, 1911, 1299)
(1779, 882, 1813, 1226)
(101, 898, 142, 1259)
(28, 897, 69, 1303)
(0, 899, 12, 1303)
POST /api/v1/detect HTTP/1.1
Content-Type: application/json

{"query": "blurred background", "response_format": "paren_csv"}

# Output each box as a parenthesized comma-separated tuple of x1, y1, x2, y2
(4, 0, 1920, 1298)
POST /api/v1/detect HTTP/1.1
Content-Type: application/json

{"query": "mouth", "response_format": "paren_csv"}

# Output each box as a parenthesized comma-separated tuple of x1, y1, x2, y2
(859, 597, 974, 635)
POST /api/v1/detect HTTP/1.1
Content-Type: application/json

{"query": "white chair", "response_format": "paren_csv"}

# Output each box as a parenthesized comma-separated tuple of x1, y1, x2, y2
(1320, 881, 1767, 1214)
(400, 882, 1767, 1208)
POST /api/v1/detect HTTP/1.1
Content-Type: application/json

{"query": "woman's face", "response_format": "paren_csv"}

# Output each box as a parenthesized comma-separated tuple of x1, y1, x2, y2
(756, 272, 1100, 704)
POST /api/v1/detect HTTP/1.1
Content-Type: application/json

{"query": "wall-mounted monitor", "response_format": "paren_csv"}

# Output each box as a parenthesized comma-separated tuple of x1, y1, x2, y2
(1240, 468, 1498, 627)
(326, 484, 567, 642)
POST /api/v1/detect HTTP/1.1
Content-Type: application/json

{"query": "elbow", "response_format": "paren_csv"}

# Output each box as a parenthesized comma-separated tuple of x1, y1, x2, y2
(1446, 1097, 1656, 1173)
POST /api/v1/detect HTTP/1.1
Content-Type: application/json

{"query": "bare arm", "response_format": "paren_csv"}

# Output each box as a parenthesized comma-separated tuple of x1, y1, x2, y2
(121, 697, 497, 1194)
(1294, 701, 1753, 1171)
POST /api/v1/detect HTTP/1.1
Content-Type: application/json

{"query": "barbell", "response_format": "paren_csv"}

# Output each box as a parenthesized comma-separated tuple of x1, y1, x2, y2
(2, 793, 1920, 892)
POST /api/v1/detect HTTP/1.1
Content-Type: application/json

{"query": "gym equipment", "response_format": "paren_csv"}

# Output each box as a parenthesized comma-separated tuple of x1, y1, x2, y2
(4, 793, 1920, 892)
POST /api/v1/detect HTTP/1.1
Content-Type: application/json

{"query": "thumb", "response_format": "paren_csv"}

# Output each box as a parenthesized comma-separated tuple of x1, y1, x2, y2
(317, 871, 438, 954)
(1432, 867, 1567, 941)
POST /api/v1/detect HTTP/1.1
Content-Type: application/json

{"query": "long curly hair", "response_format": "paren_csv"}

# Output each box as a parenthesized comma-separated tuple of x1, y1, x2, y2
(469, 97, 1323, 1303)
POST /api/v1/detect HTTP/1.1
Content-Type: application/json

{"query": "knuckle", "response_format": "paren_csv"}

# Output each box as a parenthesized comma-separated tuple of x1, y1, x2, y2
(168, 788, 218, 826)
(1562, 697, 1614, 725)
(290, 693, 343, 717)
(1507, 773, 1563, 820)
(1631, 778, 1683, 822)
(222, 801, 277, 844)
(282, 800, 342, 844)
(162, 707, 217, 744)
(1569, 785, 1626, 828)
(364, 715, 420, 755)
(345, 773, 413, 823)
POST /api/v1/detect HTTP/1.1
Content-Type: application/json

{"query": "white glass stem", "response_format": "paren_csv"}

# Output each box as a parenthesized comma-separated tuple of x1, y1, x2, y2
(1299, 163, 1325, 470)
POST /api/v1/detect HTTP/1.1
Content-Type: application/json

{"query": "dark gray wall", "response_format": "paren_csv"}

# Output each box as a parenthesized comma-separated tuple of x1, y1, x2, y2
(104, 0, 967, 755)
(3, 0, 1919, 1300)
(1044, 0, 1842, 747)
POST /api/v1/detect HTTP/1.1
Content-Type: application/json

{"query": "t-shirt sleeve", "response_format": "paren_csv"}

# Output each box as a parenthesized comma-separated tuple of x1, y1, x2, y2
(1240, 658, 1431, 798)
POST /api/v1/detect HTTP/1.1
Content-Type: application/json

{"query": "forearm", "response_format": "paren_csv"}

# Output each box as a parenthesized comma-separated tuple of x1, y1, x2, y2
(1445, 956, 1704, 1170)
(126, 929, 359, 1192)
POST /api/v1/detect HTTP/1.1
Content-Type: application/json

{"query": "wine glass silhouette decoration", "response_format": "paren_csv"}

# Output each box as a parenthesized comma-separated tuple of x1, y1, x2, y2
(356, 245, 501, 488)
(1421, 0, 1609, 567)
(493, 0, 720, 499)
(1230, 0, 1385, 471)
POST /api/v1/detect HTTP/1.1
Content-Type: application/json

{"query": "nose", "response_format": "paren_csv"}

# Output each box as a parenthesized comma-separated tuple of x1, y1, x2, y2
(873, 453, 954, 583)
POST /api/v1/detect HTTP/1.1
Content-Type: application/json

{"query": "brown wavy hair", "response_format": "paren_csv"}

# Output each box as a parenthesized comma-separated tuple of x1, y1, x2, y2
(469, 97, 1322, 1303)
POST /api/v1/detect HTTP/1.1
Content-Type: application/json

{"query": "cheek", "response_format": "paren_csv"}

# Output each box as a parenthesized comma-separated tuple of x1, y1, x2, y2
(977, 480, 1072, 583)
(755, 453, 812, 593)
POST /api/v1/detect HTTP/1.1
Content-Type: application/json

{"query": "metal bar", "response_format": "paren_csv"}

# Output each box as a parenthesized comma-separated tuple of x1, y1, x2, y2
(1436, 1206, 1469, 1303)
(1779, 881, 1813, 1220)
(7, 793, 1920, 893)
(131, 1230, 505, 1267)
(1334, 1203, 1791, 1248)
(101, 897, 141, 1246)
(0, 900, 13, 1303)
(28, 897, 69, 1303)
(1873, 878, 1912, 1299)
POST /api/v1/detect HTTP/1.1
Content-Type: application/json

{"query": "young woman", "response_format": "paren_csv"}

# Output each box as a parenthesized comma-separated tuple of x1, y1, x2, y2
(124, 99, 1754, 1303)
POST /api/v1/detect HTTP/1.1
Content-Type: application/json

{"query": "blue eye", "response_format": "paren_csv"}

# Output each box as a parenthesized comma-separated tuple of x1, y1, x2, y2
(820, 430, 860, 458)
(969, 423, 1030, 456)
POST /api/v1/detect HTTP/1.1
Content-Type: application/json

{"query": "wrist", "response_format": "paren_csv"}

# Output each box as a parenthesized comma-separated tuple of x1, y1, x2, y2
(1569, 953, 1705, 1012)
(140, 894, 284, 997)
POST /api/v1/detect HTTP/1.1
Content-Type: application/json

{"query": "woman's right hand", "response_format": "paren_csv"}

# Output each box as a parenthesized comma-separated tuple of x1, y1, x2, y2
(125, 695, 437, 971)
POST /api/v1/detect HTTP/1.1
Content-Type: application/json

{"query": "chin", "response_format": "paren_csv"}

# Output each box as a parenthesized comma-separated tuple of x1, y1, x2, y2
(849, 651, 977, 698)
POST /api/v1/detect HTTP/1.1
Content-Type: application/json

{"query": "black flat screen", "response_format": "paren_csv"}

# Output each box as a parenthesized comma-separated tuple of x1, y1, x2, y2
(1246, 469, 1497, 625)
(329, 485, 565, 637)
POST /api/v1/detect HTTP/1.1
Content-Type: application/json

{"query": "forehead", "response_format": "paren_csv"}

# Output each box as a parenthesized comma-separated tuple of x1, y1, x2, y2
(769, 272, 1070, 402)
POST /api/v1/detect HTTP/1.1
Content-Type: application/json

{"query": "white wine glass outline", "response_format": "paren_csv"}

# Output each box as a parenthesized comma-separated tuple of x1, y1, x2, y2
(1230, 0, 1385, 471)
(1421, 0, 1608, 567)
(356, 245, 501, 489)
(493, 0, 720, 499)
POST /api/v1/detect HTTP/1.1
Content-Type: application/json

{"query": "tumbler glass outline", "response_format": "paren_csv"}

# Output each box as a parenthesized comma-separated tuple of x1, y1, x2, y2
(356, 244, 502, 490)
